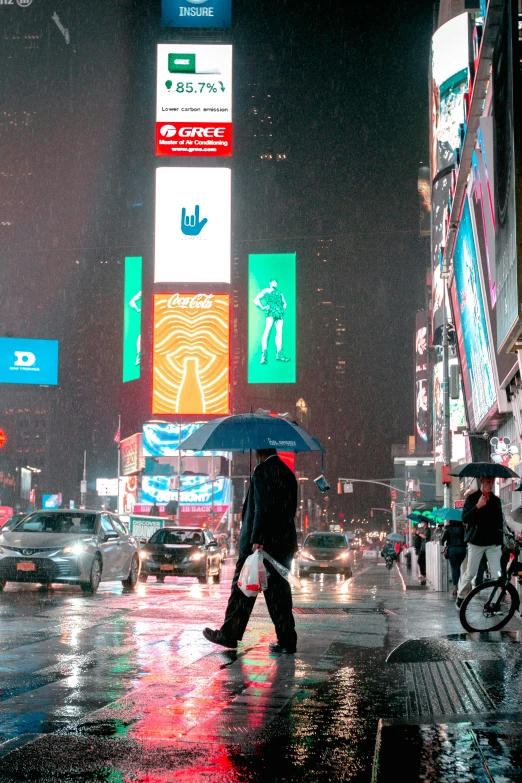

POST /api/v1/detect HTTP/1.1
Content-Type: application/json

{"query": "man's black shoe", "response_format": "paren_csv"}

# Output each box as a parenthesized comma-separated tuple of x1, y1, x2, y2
(203, 627, 237, 648)
(269, 642, 296, 654)
(456, 598, 464, 609)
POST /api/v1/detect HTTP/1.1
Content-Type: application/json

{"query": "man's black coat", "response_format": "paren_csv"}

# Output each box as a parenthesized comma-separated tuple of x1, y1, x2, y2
(238, 455, 298, 560)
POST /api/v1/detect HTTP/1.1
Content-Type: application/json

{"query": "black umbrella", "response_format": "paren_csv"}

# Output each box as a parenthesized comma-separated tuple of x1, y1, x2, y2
(449, 462, 519, 479)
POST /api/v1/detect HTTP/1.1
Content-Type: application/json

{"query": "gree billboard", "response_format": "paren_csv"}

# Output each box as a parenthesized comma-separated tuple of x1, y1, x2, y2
(248, 254, 296, 384)
(152, 293, 230, 416)
(162, 0, 231, 28)
(0, 338, 59, 386)
(156, 44, 232, 156)
(123, 257, 142, 382)
(155, 167, 231, 284)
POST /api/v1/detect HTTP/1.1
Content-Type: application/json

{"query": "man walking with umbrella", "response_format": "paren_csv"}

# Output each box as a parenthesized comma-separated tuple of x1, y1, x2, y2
(456, 475, 503, 608)
(203, 448, 299, 653)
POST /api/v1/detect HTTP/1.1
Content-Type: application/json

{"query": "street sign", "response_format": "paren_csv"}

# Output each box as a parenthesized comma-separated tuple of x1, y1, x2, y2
(80, 480, 87, 494)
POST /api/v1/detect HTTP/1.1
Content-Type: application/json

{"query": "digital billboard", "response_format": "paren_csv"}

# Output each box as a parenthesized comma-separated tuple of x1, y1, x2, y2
(431, 12, 470, 179)
(433, 359, 466, 463)
(142, 475, 230, 511)
(0, 338, 59, 386)
(248, 254, 296, 384)
(493, 0, 519, 350)
(142, 422, 228, 457)
(162, 0, 231, 29)
(123, 257, 142, 382)
(152, 293, 230, 415)
(155, 167, 231, 283)
(156, 44, 232, 156)
(452, 197, 496, 429)
(414, 312, 429, 453)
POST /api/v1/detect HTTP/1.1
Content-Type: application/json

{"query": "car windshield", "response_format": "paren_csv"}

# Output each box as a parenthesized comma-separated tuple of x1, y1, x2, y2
(150, 529, 203, 545)
(305, 535, 347, 549)
(15, 513, 97, 534)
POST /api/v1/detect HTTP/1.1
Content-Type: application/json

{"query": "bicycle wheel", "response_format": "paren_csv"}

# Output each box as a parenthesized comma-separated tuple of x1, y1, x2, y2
(460, 579, 518, 633)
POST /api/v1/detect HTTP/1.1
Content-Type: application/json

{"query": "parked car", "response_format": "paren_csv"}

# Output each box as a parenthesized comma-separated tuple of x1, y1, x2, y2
(139, 527, 222, 583)
(0, 510, 141, 593)
(298, 532, 352, 577)
(214, 533, 228, 563)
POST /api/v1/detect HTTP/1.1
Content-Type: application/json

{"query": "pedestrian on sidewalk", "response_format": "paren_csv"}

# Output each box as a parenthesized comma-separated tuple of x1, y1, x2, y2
(203, 448, 298, 654)
(441, 519, 465, 597)
(456, 476, 503, 608)
(413, 522, 430, 580)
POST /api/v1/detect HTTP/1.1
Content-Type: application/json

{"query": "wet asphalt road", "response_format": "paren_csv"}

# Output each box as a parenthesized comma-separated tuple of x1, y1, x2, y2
(1, 553, 522, 782)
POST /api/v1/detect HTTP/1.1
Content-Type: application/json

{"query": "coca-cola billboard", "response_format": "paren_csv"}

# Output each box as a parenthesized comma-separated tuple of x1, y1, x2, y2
(152, 293, 230, 416)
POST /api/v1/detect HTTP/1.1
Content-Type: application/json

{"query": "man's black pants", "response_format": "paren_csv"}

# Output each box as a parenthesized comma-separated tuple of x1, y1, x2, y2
(220, 554, 297, 649)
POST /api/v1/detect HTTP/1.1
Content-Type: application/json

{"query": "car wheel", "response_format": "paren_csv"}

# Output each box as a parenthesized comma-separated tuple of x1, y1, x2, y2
(139, 574, 148, 582)
(80, 556, 101, 594)
(214, 567, 222, 583)
(198, 562, 209, 584)
(0, 580, 6, 591)
(156, 575, 165, 583)
(122, 555, 140, 589)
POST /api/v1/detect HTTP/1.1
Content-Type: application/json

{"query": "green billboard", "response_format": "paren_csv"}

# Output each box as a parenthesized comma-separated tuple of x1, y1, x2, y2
(123, 256, 142, 382)
(248, 253, 296, 384)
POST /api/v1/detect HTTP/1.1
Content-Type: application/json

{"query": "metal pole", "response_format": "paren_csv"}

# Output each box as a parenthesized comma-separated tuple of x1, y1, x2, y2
(392, 501, 397, 535)
(211, 476, 215, 531)
(177, 423, 181, 525)
(407, 470, 412, 548)
(81, 450, 86, 507)
(442, 288, 452, 508)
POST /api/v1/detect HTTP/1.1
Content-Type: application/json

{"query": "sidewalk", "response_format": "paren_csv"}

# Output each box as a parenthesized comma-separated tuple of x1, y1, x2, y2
(372, 559, 522, 783)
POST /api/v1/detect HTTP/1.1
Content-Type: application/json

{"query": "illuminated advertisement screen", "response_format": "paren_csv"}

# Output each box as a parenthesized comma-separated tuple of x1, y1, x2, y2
(0, 338, 59, 386)
(431, 12, 470, 178)
(156, 44, 232, 156)
(142, 422, 228, 457)
(162, 0, 231, 29)
(248, 254, 296, 384)
(452, 198, 496, 429)
(493, 0, 518, 350)
(155, 167, 231, 284)
(123, 257, 142, 382)
(152, 293, 230, 415)
(414, 312, 429, 451)
(142, 475, 231, 510)
(433, 359, 466, 463)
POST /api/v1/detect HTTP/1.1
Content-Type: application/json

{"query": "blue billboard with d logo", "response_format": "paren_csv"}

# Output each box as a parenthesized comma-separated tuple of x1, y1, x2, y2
(0, 338, 59, 386)
(162, 0, 231, 28)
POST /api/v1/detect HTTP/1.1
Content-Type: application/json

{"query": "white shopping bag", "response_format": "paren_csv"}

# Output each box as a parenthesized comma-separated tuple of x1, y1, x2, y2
(238, 550, 267, 597)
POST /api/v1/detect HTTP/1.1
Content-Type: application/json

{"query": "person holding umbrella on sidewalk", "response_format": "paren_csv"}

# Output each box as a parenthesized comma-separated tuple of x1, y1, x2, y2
(456, 475, 503, 608)
(203, 448, 299, 653)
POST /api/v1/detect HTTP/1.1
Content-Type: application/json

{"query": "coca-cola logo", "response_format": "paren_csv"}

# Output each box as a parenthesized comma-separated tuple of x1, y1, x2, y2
(168, 294, 214, 310)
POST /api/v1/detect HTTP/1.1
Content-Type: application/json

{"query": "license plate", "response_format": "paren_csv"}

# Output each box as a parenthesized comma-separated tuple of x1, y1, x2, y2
(320, 562, 329, 567)
(17, 562, 36, 572)
(160, 564, 174, 571)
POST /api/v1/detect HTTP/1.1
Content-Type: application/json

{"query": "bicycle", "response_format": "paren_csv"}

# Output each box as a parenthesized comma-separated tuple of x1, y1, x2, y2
(460, 530, 522, 633)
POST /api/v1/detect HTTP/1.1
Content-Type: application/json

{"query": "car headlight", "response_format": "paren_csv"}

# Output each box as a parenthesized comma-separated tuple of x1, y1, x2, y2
(190, 551, 204, 561)
(139, 550, 150, 560)
(334, 551, 350, 560)
(300, 550, 315, 561)
(63, 544, 88, 555)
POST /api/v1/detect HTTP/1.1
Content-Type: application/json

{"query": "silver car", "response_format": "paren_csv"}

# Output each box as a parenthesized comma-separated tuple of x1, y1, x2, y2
(298, 532, 352, 577)
(0, 510, 141, 593)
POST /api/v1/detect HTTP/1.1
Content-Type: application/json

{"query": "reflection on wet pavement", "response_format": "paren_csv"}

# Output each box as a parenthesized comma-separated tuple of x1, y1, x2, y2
(0, 554, 521, 781)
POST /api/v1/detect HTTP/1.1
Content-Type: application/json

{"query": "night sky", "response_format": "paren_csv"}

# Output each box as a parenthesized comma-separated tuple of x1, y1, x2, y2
(0, 0, 434, 514)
